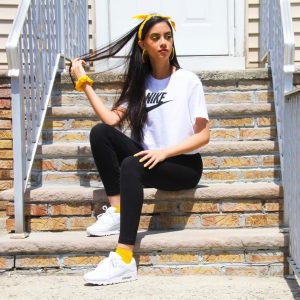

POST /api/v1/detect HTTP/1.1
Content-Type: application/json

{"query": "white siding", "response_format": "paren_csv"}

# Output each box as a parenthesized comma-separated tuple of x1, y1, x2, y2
(246, 0, 300, 68)
(0, 0, 95, 72)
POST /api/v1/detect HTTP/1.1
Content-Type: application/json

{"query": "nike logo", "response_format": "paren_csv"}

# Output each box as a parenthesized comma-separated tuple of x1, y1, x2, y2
(146, 100, 173, 112)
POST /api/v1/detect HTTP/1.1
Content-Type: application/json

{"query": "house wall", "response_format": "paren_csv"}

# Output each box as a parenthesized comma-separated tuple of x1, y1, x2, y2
(0, 0, 95, 72)
(246, 0, 300, 68)
(1, 1, 300, 71)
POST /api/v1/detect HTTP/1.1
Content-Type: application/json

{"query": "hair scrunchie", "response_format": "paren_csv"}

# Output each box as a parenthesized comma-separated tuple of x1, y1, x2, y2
(75, 75, 94, 92)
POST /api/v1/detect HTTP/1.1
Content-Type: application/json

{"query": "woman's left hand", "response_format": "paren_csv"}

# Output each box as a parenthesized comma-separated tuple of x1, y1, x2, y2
(134, 149, 168, 169)
(71, 57, 87, 80)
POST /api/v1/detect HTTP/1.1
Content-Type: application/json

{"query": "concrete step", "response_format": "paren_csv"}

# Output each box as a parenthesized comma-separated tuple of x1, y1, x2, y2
(1, 183, 284, 232)
(0, 227, 288, 276)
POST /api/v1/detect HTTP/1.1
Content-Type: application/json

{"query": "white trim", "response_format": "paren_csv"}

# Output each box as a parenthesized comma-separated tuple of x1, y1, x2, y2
(228, 0, 235, 56)
(94, 0, 110, 70)
(235, 0, 245, 57)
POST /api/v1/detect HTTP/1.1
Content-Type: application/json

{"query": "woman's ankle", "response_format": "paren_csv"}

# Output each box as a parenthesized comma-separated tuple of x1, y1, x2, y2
(108, 194, 120, 207)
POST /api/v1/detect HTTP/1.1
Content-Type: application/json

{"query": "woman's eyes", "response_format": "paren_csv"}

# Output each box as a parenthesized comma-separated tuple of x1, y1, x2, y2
(151, 34, 172, 41)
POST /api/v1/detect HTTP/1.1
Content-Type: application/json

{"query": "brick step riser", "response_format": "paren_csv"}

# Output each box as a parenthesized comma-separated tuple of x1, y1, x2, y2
(42, 114, 276, 132)
(40, 127, 278, 144)
(50, 88, 274, 107)
(1, 248, 288, 276)
(30, 154, 282, 185)
(35, 141, 279, 157)
(29, 167, 282, 187)
(5, 196, 283, 232)
(31, 154, 281, 172)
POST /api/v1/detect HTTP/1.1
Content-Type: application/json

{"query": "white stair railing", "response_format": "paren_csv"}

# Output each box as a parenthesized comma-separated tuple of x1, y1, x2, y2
(5, 0, 89, 237)
(260, 0, 300, 279)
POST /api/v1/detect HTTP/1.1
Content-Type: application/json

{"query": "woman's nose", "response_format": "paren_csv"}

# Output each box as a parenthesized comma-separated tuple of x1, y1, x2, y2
(159, 37, 167, 46)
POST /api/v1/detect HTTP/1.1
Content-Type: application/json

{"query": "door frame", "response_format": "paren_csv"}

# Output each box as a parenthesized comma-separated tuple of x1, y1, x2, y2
(94, 0, 245, 71)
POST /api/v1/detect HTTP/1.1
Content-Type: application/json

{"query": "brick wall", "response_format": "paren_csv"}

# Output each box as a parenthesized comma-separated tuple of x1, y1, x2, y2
(0, 75, 12, 216)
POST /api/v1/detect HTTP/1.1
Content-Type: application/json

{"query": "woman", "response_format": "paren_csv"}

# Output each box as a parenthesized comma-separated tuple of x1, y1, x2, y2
(70, 14, 210, 286)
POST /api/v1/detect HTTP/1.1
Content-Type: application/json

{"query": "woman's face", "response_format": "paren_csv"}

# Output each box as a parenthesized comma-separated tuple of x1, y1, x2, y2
(138, 21, 174, 64)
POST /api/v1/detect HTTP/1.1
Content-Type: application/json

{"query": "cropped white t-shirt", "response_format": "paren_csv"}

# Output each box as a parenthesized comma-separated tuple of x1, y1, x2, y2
(122, 69, 209, 155)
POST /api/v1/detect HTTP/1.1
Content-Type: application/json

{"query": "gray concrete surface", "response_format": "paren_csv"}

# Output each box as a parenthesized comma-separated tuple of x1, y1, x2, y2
(0, 272, 299, 300)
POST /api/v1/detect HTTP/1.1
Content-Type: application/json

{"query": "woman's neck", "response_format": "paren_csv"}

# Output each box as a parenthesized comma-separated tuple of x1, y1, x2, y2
(150, 61, 173, 79)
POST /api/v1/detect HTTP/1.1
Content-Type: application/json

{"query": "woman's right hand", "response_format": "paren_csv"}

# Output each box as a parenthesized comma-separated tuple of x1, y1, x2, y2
(71, 58, 87, 80)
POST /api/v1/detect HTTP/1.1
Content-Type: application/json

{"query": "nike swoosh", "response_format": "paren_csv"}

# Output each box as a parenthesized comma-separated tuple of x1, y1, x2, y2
(146, 100, 173, 112)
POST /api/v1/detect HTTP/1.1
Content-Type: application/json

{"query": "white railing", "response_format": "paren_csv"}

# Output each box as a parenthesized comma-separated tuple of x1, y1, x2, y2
(260, 0, 300, 279)
(5, 0, 89, 236)
(284, 88, 300, 279)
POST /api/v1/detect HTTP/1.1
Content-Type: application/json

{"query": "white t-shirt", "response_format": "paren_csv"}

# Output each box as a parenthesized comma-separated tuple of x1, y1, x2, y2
(121, 68, 209, 154)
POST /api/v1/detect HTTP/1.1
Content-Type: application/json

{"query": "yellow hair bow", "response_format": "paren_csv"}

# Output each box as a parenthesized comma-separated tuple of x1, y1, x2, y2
(132, 14, 176, 41)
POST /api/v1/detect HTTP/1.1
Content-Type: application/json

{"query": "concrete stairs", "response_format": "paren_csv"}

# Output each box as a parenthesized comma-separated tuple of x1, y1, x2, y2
(0, 228, 288, 276)
(0, 69, 288, 276)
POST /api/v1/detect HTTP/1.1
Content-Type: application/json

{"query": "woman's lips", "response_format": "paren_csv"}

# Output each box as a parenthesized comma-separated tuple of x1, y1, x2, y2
(159, 49, 169, 53)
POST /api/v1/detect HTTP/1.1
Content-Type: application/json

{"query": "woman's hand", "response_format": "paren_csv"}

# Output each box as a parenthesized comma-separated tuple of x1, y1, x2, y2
(71, 57, 87, 80)
(134, 149, 168, 169)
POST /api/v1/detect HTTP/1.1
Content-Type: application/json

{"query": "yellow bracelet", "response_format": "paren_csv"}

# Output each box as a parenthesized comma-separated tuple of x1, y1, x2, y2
(75, 75, 94, 92)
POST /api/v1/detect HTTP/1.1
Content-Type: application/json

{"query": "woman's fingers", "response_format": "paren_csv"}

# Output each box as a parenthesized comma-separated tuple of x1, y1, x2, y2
(70, 58, 88, 80)
(133, 150, 164, 169)
(143, 156, 155, 167)
(133, 151, 146, 157)
(148, 159, 158, 169)
(139, 153, 151, 163)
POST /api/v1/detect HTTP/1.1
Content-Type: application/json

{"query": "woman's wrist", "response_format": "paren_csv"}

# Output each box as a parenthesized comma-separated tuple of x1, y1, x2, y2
(82, 82, 92, 92)
(75, 75, 94, 92)
(162, 148, 173, 159)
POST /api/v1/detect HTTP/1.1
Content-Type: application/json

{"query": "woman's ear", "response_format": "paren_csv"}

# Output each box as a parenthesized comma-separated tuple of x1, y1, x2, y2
(138, 40, 144, 50)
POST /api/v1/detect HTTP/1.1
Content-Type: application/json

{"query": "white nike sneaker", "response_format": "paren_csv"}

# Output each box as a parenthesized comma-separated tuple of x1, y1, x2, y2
(86, 205, 120, 237)
(84, 251, 137, 285)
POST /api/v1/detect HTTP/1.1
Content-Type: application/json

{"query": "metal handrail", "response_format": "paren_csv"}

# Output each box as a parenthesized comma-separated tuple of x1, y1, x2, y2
(260, 0, 300, 279)
(259, 0, 294, 189)
(5, 0, 89, 236)
(283, 87, 300, 279)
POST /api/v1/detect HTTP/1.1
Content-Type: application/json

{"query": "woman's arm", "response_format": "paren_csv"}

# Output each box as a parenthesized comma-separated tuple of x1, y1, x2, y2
(135, 117, 210, 169)
(82, 84, 126, 126)
(164, 117, 209, 157)
(71, 58, 126, 126)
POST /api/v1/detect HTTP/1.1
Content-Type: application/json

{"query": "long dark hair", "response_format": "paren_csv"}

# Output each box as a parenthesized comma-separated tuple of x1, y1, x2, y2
(69, 16, 181, 143)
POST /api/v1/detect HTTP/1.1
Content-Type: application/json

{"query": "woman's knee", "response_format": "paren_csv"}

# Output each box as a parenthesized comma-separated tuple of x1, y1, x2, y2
(89, 123, 112, 145)
(120, 156, 143, 178)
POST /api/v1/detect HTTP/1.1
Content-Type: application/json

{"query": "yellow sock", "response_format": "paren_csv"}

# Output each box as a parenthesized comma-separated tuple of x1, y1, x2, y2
(115, 247, 133, 264)
(112, 205, 120, 213)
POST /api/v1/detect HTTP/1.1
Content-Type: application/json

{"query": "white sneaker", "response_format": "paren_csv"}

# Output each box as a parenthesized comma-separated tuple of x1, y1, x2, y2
(86, 205, 120, 237)
(84, 251, 137, 285)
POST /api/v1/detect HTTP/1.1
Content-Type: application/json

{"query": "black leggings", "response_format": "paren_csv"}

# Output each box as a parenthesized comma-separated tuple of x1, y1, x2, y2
(89, 123, 203, 245)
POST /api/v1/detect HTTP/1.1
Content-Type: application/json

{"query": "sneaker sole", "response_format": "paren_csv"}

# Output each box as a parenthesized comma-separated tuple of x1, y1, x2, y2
(86, 230, 120, 237)
(84, 272, 137, 285)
